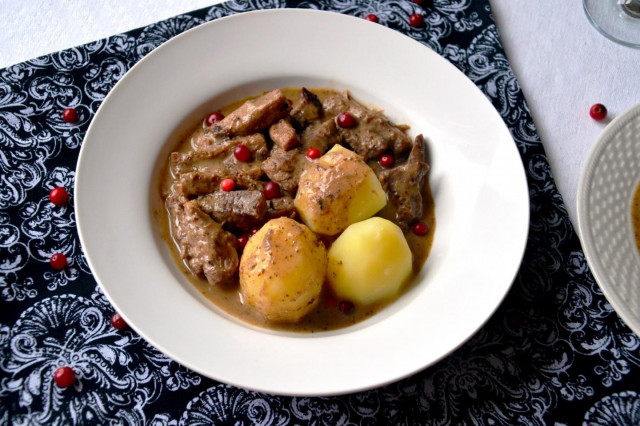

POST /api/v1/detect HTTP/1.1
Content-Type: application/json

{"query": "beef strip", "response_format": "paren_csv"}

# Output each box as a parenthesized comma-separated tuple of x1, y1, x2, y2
(197, 190, 267, 229)
(266, 196, 297, 220)
(300, 119, 342, 154)
(289, 87, 323, 127)
(212, 89, 290, 137)
(379, 134, 430, 230)
(260, 147, 308, 193)
(323, 93, 412, 161)
(269, 119, 300, 151)
(180, 170, 264, 196)
(192, 133, 269, 159)
(166, 193, 238, 286)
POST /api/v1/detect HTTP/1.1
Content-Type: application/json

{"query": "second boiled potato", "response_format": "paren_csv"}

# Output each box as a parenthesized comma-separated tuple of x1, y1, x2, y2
(327, 217, 412, 305)
(295, 145, 387, 236)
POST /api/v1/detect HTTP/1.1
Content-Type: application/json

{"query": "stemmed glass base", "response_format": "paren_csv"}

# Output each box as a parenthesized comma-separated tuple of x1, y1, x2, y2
(584, 0, 640, 48)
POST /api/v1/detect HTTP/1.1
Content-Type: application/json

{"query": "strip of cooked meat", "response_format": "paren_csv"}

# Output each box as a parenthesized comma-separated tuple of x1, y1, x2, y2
(379, 134, 430, 230)
(323, 93, 412, 160)
(260, 147, 308, 193)
(192, 133, 269, 158)
(212, 89, 290, 137)
(166, 195, 238, 286)
(266, 196, 297, 220)
(290, 87, 323, 127)
(300, 119, 341, 154)
(197, 190, 267, 229)
(180, 170, 264, 196)
(269, 119, 300, 151)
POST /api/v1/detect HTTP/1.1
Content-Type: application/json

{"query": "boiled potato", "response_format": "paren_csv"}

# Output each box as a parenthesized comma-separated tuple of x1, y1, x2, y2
(239, 217, 327, 323)
(294, 145, 387, 236)
(327, 217, 412, 305)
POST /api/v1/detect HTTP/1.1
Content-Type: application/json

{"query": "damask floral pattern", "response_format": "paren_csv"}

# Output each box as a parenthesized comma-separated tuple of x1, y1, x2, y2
(1, 0, 639, 424)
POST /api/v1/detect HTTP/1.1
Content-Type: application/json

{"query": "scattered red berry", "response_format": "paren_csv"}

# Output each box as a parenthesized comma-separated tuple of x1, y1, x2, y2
(379, 154, 395, 168)
(338, 300, 355, 315)
(250, 227, 260, 236)
(236, 235, 249, 250)
(205, 112, 224, 126)
(54, 366, 75, 387)
(306, 147, 322, 159)
(336, 112, 356, 128)
(233, 145, 252, 162)
(62, 107, 78, 124)
(409, 13, 425, 27)
(50, 253, 67, 270)
(49, 187, 69, 206)
(365, 14, 379, 23)
(220, 178, 236, 192)
(590, 103, 607, 121)
(263, 181, 281, 200)
(110, 312, 127, 330)
(413, 0, 424, 3)
(412, 221, 429, 236)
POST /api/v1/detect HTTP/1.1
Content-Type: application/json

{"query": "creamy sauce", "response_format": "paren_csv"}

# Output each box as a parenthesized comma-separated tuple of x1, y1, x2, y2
(156, 88, 436, 332)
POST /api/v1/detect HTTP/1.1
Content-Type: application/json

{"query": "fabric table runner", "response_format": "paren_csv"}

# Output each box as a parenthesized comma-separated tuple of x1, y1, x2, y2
(1, 1, 639, 424)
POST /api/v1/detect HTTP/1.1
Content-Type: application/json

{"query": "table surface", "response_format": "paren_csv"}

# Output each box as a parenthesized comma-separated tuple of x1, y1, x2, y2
(1, 1, 639, 228)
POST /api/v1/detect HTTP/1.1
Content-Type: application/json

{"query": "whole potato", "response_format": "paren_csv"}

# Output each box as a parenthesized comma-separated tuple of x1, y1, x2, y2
(327, 217, 412, 305)
(294, 145, 387, 236)
(239, 217, 327, 323)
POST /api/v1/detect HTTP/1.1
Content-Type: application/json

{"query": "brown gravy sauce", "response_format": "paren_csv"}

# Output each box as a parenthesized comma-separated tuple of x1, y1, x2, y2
(156, 88, 435, 332)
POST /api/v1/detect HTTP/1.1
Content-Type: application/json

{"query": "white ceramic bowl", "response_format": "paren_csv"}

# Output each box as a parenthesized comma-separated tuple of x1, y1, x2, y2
(75, 9, 529, 396)
(577, 103, 640, 337)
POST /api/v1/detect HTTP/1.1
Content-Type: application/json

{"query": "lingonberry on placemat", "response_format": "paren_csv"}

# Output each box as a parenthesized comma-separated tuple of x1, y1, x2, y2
(110, 312, 127, 330)
(365, 14, 379, 23)
(50, 253, 67, 270)
(49, 187, 69, 206)
(54, 366, 76, 387)
(62, 107, 79, 124)
(409, 13, 425, 27)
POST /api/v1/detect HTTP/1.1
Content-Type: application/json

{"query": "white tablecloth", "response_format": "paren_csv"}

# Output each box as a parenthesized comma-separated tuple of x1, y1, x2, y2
(2, 0, 639, 227)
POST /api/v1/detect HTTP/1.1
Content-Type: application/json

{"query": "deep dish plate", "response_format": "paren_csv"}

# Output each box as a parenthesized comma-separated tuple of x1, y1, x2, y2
(75, 9, 529, 396)
(577, 103, 640, 337)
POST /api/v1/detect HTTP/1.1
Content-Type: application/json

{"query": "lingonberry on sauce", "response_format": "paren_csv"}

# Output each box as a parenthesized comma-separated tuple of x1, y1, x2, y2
(379, 154, 395, 168)
(50, 253, 67, 270)
(233, 145, 251, 162)
(412, 221, 429, 236)
(110, 312, 127, 330)
(236, 235, 249, 250)
(590, 103, 607, 121)
(263, 181, 281, 200)
(220, 178, 236, 192)
(409, 13, 425, 27)
(336, 112, 356, 128)
(250, 227, 260, 236)
(338, 300, 355, 315)
(306, 147, 322, 159)
(54, 366, 76, 387)
(62, 107, 79, 124)
(205, 112, 224, 126)
(49, 187, 69, 206)
(365, 14, 379, 23)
